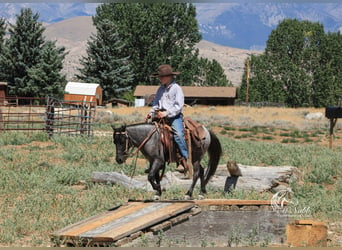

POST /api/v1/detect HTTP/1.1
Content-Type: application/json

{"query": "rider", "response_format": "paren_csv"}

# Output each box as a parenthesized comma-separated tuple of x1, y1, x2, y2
(146, 64, 189, 175)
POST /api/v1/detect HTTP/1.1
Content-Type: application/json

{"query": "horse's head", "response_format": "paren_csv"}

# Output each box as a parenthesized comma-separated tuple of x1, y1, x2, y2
(111, 125, 129, 164)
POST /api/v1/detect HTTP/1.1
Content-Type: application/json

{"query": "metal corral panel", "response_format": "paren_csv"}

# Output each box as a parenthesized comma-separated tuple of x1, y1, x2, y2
(51, 201, 195, 245)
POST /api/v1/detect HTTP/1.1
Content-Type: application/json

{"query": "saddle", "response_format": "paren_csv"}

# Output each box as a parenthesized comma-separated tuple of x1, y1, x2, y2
(155, 116, 206, 164)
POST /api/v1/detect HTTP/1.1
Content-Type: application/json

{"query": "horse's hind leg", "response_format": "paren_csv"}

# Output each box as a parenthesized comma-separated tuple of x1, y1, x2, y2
(184, 161, 201, 199)
(198, 163, 206, 199)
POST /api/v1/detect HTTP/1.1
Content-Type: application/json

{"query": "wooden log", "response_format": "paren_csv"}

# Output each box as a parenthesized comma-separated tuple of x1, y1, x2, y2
(92, 164, 298, 193)
(92, 172, 149, 190)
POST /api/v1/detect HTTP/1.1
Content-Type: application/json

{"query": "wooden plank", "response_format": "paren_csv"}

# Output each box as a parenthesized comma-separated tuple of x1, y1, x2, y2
(53, 201, 194, 244)
(79, 202, 171, 239)
(82, 202, 194, 242)
(53, 202, 150, 237)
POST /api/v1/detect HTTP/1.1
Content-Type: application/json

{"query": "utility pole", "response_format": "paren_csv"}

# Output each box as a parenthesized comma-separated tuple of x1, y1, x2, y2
(245, 56, 251, 104)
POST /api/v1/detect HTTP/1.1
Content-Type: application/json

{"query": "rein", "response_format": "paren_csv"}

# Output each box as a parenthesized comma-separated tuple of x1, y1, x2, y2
(116, 123, 158, 178)
(132, 124, 158, 156)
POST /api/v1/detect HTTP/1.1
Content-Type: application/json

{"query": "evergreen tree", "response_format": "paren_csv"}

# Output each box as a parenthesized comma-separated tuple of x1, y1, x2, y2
(195, 58, 231, 86)
(88, 3, 229, 89)
(4, 8, 66, 99)
(26, 41, 67, 99)
(77, 19, 134, 100)
(0, 18, 9, 81)
(6, 8, 45, 97)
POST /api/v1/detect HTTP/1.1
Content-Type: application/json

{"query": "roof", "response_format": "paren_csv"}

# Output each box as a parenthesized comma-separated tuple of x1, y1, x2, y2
(134, 85, 236, 98)
(65, 82, 101, 96)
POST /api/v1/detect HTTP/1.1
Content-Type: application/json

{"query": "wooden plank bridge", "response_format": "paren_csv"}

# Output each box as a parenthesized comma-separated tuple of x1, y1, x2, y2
(51, 199, 283, 247)
(51, 200, 197, 246)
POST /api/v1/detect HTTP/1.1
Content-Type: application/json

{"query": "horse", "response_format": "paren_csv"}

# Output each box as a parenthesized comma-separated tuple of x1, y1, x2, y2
(111, 121, 222, 200)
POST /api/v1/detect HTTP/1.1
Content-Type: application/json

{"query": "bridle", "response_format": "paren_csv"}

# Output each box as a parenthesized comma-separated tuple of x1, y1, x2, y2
(115, 124, 158, 157)
(114, 130, 133, 157)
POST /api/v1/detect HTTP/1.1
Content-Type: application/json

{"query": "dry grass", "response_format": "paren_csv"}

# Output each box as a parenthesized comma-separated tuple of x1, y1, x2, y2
(1, 105, 342, 247)
(105, 105, 341, 147)
(108, 105, 326, 128)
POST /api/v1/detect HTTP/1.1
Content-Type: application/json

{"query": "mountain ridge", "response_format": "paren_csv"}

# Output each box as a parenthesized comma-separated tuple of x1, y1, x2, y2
(1, 3, 341, 50)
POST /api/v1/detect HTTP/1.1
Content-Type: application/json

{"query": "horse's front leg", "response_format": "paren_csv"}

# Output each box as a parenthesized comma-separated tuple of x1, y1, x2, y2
(184, 161, 202, 200)
(147, 160, 163, 200)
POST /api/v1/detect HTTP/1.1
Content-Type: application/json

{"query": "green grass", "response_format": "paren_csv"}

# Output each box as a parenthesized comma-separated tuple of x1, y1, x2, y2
(0, 130, 341, 246)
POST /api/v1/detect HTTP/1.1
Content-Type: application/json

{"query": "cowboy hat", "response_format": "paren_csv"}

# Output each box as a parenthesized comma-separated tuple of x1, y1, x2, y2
(150, 64, 180, 77)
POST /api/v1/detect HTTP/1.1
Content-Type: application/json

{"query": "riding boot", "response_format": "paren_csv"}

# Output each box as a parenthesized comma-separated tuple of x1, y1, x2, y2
(182, 158, 189, 175)
(176, 157, 189, 177)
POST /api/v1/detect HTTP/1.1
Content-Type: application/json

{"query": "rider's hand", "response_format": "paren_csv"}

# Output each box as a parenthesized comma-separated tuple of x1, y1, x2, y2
(159, 111, 167, 118)
(145, 113, 151, 121)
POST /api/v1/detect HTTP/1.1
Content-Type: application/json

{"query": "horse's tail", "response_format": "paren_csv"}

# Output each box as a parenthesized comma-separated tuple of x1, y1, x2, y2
(204, 130, 222, 186)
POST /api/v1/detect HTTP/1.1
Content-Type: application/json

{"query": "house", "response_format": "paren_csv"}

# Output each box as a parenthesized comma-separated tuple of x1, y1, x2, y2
(134, 85, 237, 107)
(104, 97, 131, 108)
(64, 82, 103, 106)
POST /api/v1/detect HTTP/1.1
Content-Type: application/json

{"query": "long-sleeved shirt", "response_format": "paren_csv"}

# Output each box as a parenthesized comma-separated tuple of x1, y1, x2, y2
(150, 81, 184, 118)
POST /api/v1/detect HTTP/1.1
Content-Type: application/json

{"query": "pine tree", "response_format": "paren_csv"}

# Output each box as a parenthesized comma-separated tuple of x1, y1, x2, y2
(0, 18, 9, 81)
(6, 8, 45, 97)
(77, 19, 134, 100)
(4, 8, 66, 99)
(26, 41, 67, 99)
(194, 58, 231, 86)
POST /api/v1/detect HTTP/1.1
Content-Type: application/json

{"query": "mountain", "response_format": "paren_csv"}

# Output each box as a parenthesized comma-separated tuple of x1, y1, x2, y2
(0, 3, 341, 50)
(196, 3, 342, 50)
(0, 3, 98, 24)
(1, 3, 341, 84)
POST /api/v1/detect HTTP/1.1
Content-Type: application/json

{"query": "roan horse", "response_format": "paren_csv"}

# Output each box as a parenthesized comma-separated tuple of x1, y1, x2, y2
(112, 121, 222, 200)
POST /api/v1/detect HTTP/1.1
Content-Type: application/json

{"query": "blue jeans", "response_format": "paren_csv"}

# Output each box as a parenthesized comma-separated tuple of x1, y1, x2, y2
(169, 114, 188, 159)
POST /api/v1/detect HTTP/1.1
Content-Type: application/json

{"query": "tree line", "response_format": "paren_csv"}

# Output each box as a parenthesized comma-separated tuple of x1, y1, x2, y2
(0, 4, 340, 107)
(238, 19, 342, 108)
(0, 4, 230, 102)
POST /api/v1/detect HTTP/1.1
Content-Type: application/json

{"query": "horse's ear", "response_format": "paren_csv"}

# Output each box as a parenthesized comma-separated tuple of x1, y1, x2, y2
(111, 125, 115, 131)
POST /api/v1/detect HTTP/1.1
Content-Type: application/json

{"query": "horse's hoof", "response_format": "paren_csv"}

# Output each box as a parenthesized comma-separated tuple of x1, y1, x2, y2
(198, 194, 205, 200)
(153, 195, 160, 201)
(184, 195, 191, 200)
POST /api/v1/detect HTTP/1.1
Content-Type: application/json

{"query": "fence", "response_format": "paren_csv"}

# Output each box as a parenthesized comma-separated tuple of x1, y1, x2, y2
(0, 97, 46, 133)
(46, 96, 96, 137)
(0, 96, 96, 137)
